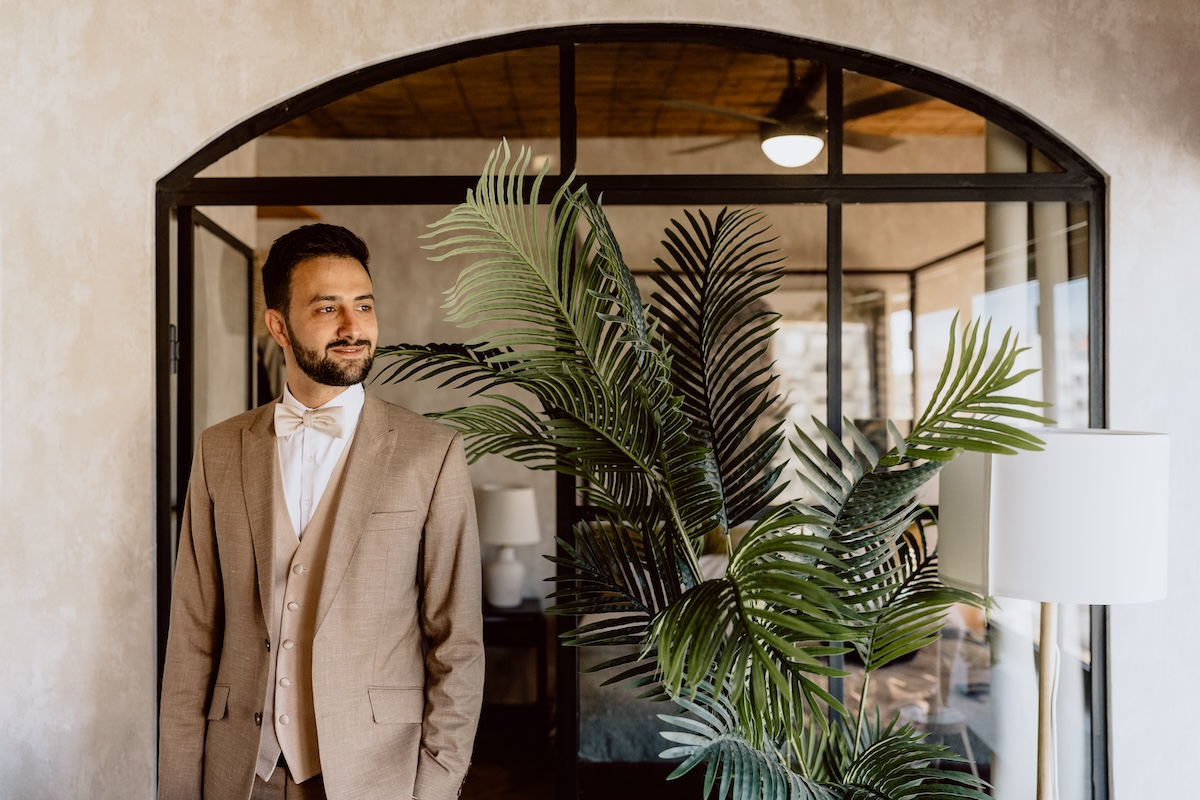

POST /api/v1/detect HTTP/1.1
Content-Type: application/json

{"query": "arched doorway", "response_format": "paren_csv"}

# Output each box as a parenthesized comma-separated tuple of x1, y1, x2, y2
(156, 23, 1107, 800)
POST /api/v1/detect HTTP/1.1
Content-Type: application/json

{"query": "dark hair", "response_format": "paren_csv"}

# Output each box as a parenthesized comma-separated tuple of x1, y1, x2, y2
(261, 223, 371, 313)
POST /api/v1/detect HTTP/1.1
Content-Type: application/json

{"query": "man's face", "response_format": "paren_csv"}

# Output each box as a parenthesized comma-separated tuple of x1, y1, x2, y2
(272, 255, 378, 391)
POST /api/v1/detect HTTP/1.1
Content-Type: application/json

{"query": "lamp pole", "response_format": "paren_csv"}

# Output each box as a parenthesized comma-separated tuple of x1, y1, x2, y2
(1036, 601, 1059, 800)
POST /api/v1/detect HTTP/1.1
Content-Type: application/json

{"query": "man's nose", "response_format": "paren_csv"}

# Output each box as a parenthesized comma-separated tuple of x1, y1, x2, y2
(337, 308, 362, 339)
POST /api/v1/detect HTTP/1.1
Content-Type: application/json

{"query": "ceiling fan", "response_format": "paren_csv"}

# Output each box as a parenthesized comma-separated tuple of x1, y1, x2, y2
(664, 60, 930, 166)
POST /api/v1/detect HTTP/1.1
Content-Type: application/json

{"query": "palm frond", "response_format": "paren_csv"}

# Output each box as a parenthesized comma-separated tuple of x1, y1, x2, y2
(651, 208, 788, 530)
(903, 314, 1052, 462)
(658, 690, 835, 800)
(852, 520, 985, 673)
(654, 511, 861, 736)
(549, 516, 679, 625)
(838, 722, 990, 800)
(373, 342, 511, 395)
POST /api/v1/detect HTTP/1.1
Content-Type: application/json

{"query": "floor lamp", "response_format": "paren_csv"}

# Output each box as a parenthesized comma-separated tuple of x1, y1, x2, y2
(937, 429, 1169, 800)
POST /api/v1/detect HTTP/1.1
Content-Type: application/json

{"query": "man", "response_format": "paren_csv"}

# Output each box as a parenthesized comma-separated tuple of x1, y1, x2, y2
(159, 223, 484, 800)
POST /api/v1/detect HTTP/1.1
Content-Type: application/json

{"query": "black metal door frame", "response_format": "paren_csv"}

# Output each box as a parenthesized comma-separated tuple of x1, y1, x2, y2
(155, 206, 255, 691)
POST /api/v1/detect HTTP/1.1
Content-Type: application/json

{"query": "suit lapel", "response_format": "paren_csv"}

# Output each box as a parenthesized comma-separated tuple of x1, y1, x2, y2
(314, 393, 397, 633)
(243, 402, 280, 632)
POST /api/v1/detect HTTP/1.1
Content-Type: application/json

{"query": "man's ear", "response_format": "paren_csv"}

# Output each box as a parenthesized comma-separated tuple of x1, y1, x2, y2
(265, 308, 290, 350)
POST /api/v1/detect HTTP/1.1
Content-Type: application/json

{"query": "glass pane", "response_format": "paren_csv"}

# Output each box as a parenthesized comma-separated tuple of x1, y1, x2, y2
(843, 200, 1091, 795)
(603, 202, 827, 506)
(841, 73, 1066, 175)
(575, 43, 828, 175)
(260, 47, 561, 176)
(842, 273, 914, 440)
(842, 71, 986, 174)
(768, 272, 830, 507)
(913, 202, 1090, 427)
(192, 218, 253, 433)
(601, 203, 827, 272)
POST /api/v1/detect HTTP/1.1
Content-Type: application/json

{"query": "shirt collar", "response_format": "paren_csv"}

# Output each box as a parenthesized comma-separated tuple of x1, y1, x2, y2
(281, 382, 365, 414)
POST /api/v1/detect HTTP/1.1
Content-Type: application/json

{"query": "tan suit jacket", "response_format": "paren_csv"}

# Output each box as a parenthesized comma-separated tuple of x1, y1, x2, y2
(159, 393, 484, 800)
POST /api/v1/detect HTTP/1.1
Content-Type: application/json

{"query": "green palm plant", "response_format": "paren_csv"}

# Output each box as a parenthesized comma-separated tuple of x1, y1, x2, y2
(376, 142, 1051, 799)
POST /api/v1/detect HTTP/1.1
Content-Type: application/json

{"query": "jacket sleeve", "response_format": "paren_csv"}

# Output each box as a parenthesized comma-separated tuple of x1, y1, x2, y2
(158, 433, 224, 800)
(412, 433, 485, 800)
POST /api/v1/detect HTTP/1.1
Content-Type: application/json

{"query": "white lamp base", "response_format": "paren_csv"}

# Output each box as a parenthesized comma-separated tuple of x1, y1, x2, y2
(485, 546, 526, 608)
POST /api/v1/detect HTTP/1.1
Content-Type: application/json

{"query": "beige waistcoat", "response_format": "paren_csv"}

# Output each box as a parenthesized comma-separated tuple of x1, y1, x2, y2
(255, 436, 354, 783)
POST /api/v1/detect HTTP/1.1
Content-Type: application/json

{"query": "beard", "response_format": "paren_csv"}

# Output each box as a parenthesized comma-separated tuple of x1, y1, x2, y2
(287, 322, 375, 387)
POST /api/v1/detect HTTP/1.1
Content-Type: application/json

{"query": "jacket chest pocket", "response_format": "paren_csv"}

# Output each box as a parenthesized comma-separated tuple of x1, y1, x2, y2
(364, 509, 418, 532)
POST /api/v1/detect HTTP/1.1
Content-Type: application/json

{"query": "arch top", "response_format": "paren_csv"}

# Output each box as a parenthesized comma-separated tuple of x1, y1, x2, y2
(160, 22, 1104, 189)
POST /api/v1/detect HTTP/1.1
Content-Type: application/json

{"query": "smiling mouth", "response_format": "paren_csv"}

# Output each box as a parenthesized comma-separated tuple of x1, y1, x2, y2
(327, 339, 373, 356)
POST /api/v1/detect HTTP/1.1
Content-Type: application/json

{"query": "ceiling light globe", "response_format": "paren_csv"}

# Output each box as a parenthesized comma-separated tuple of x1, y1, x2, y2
(761, 133, 825, 168)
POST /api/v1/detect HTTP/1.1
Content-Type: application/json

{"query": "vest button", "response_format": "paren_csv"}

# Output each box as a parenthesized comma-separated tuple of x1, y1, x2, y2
(287, 601, 300, 612)
(280, 677, 292, 688)
(283, 640, 296, 650)
(293, 564, 305, 574)
(279, 714, 291, 725)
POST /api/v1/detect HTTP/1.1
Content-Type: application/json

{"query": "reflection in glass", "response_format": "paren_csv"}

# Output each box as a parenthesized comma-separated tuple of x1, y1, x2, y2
(842, 70, 985, 175)
(769, 274, 830, 505)
(260, 47, 561, 177)
(840, 273, 914, 447)
(192, 219, 253, 433)
(575, 43, 828, 175)
(843, 200, 1092, 797)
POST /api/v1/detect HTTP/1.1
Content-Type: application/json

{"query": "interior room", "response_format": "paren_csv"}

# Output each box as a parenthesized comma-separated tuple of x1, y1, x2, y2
(2, 4, 1197, 800)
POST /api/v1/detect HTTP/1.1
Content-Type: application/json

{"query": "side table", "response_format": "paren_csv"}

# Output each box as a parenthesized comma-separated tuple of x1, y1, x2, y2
(482, 598, 550, 730)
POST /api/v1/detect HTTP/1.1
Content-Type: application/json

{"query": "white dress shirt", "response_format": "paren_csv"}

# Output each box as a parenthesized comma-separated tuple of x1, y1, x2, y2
(276, 383, 365, 539)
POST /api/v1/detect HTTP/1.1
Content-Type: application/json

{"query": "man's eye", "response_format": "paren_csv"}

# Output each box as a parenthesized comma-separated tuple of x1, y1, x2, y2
(358, 305, 373, 312)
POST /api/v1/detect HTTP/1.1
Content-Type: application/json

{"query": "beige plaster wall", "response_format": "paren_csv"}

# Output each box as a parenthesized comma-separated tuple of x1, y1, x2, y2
(1, 2, 1197, 797)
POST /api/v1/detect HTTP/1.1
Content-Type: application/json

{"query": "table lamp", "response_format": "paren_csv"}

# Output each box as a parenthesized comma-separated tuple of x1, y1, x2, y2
(938, 428, 1169, 800)
(475, 483, 541, 608)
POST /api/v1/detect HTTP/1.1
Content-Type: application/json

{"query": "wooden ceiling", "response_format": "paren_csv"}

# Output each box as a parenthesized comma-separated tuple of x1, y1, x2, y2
(267, 43, 984, 141)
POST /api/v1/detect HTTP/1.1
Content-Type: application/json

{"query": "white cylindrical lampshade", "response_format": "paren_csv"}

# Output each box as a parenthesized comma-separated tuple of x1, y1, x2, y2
(474, 483, 541, 547)
(938, 429, 1169, 604)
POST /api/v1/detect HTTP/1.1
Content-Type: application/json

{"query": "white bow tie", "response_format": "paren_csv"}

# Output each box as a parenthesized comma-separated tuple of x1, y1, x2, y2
(274, 403, 347, 439)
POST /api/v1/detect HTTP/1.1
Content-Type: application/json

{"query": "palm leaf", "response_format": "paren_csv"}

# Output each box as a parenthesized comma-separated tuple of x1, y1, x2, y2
(658, 689, 834, 800)
(651, 208, 788, 531)
(372, 342, 510, 395)
(549, 515, 679, 631)
(852, 520, 984, 674)
(654, 510, 862, 738)
(839, 727, 990, 800)
(902, 314, 1052, 462)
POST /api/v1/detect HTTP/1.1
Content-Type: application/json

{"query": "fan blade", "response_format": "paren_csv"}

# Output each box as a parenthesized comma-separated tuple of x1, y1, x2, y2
(660, 99, 776, 125)
(843, 88, 930, 121)
(844, 130, 903, 152)
(793, 61, 826, 101)
(669, 136, 751, 155)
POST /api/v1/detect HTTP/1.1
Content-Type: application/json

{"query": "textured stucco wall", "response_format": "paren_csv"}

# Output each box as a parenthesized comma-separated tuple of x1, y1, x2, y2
(1, 2, 1197, 797)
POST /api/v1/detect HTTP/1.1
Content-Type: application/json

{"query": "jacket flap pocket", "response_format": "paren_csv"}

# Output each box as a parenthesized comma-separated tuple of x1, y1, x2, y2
(367, 686, 424, 724)
(206, 684, 230, 721)
(364, 509, 417, 531)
